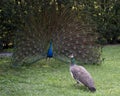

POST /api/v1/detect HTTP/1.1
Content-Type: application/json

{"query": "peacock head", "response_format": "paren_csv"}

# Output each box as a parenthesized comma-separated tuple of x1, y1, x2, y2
(50, 40, 53, 44)
(49, 40, 53, 47)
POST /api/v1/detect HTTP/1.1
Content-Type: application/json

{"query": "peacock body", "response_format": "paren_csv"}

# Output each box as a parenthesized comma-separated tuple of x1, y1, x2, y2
(69, 54, 96, 92)
(47, 41, 53, 58)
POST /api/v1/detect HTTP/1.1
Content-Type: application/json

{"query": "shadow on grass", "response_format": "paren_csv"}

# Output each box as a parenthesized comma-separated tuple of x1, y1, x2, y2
(45, 80, 90, 92)
(0, 58, 68, 75)
(69, 83, 90, 92)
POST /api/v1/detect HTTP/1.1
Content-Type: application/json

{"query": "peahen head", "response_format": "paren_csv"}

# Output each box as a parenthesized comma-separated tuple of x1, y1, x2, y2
(69, 53, 75, 65)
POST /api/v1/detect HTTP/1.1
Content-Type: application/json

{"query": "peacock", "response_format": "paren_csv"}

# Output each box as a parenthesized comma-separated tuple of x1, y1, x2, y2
(12, 2, 102, 66)
(47, 40, 53, 59)
(69, 54, 96, 92)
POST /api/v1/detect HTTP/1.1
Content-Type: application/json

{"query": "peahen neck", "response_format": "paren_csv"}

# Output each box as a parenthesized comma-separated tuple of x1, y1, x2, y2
(71, 57, 75, 65)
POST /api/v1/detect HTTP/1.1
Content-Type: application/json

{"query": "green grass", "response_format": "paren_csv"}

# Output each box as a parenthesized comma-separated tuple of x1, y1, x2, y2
(0, 45, 120, 96)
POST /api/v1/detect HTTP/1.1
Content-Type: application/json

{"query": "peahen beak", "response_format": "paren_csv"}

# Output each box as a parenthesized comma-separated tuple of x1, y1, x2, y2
(68, 53, 74, 58)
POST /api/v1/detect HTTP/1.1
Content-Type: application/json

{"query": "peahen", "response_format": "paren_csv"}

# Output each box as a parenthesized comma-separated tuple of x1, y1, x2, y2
(69, 54, 96, 92)
(47, 40, 53, 59)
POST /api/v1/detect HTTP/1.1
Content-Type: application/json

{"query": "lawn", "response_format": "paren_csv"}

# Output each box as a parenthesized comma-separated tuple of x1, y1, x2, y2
(0, 45, 120, 96)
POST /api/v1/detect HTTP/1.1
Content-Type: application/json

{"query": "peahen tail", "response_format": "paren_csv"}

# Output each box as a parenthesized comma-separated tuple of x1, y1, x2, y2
(88, 87, 96, 92)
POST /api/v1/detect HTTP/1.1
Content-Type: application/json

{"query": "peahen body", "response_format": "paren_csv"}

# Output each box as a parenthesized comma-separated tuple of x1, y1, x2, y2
(47, 41, 53, 58)
(69, 54, 96, 92)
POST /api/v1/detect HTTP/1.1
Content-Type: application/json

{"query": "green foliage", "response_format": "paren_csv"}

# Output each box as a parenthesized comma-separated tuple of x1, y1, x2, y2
(0, 45, 120, 96)
(97, 0, 120, 44)
(0, 0, 17, 48)
(82, 0, 120, 44)
(0, 0, 120, 50)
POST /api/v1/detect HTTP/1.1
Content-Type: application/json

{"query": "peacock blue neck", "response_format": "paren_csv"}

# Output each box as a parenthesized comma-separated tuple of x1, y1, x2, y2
(47, 40, 53, 58)
(50, 40, 52, 47)
(71, 57, 75, 65)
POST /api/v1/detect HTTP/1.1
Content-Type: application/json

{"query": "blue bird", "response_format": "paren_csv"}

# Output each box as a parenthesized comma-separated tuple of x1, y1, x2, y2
(47, 40, 53, 59)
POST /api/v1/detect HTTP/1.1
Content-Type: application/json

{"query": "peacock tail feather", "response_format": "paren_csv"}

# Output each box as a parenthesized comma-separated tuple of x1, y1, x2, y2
(12, 1, 102, 66)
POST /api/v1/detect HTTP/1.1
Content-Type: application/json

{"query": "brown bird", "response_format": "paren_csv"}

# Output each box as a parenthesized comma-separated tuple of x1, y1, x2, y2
(69, 54, 96, 92)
